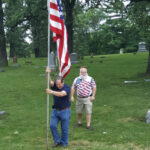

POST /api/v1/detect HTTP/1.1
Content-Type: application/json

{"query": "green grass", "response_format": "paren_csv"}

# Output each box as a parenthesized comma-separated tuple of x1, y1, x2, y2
(0, 53, 150, 150)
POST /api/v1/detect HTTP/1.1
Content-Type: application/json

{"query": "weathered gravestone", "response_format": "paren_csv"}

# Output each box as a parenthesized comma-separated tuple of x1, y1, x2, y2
(146, 109, 150, 124)
(0, 111, 9, 120)
(124, 81, 137, 84)
(120, 48, 124, 54)
(144, 79, 150, 82)
(138, 42, 147, 52)
(13, 55, 18, 63)
(0, 111, 6, 115)
(0, 69, 5, 72)
(49, 52, 56, 70)
(70, 53, 78, 64)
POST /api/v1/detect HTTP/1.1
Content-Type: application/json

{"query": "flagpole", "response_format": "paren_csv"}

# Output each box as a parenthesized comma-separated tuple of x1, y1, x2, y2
(47, 0, 50, 149)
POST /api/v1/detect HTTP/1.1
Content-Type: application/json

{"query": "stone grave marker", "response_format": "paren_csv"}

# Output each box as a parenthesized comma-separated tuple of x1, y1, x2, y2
(70, 53, 78, 64)
(49, 52, 56, 70)
(138, 42, 147, 52)
(120, 48, 124, 54)
(146, 109, 150, 124)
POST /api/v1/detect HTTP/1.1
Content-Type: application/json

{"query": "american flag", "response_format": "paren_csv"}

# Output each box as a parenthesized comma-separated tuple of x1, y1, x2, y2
(48, 0, 71, 78)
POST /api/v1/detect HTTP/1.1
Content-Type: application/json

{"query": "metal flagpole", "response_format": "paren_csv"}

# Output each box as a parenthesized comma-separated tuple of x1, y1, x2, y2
(47, 0, 50, 149)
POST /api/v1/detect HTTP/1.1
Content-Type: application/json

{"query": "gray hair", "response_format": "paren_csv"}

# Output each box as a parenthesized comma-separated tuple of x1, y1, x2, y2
(80, 66, 87, 72)
(55, 75, 64, 83)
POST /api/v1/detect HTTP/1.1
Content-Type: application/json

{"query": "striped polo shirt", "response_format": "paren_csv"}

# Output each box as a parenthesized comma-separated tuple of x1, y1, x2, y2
(72, 76, 96, 97)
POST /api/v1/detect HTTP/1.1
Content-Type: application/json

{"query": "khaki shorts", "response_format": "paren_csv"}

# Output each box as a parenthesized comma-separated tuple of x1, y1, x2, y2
(76, 96, 92, 114)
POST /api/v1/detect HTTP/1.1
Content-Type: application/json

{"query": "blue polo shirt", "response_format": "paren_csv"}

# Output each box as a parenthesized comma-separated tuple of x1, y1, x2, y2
(51, 83, 71, 109)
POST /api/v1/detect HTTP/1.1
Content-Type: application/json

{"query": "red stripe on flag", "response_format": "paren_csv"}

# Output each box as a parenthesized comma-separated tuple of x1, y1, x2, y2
(50, 3, 59, 10)
(50, 15, 62, 24)
(61, 51, 69, 73)
(50, 26, 62, 37)
(63, 66, 71, 78)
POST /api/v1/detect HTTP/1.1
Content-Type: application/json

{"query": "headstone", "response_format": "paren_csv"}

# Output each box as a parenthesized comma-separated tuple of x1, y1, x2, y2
(138, 42, 147, 52)
(124, 81, 137, 84)
(144, 79, 150, 82)
(120, 48, 124, 54)
(49, 52, 56, 70)
(0, 111, 6, 115)
(70, 53, 78, 64)
(0, 69, 5, 72)
(146, 109, 150, 124)
(7, 56, 9, 61)
(13, 55, 18, 63)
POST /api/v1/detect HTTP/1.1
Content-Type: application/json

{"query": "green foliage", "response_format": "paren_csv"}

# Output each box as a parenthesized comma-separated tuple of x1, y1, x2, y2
(4, 0, 31, 57)
(127, 1, 150, 44)
(2, 0, 150, 58)
(74, 7, 104, 56)
(0, 0, 8, 66)
(73, 0, 144, 55)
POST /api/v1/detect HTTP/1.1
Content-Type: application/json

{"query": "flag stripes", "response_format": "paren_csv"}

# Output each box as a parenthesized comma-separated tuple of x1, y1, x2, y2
(48, 0, 71, 78)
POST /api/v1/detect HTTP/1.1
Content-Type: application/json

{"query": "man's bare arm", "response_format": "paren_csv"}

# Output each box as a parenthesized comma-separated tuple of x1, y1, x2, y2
(71, 88, 75, 102)
(90, 87, 96, 102)
(46, 89, 67, 97)
(46, 67, 54, 87)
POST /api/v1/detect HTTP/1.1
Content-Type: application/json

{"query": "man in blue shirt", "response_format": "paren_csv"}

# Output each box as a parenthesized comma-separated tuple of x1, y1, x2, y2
(46, 68, 71, 148)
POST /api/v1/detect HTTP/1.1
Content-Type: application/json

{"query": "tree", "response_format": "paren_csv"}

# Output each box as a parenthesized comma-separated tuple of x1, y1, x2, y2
(25, 0, 48, 57)
(73, 0, 105, 56)
(0, 0, 8, 66)
(5, 0, 29, 57)
(62, 0, 76, 53)
(127, 0, 150, 74)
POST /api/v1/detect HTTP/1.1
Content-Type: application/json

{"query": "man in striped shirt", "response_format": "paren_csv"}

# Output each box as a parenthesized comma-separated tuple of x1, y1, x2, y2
(71, 66, 96, 130)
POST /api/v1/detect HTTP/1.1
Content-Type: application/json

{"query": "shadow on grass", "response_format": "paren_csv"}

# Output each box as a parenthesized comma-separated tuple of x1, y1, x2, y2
(137, 73, 150, 78)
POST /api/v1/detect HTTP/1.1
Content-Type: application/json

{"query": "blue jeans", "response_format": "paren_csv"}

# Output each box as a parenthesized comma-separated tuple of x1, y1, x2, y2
(50, 108, 71, 146)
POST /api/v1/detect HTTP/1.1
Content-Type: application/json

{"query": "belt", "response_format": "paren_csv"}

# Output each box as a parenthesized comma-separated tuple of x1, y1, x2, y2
(78, 96, 90, 98)
(55, 107, 70, 111)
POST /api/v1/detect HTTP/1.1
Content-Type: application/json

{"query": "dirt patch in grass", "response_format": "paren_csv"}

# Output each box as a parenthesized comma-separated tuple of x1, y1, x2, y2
(68, 140, 148, 150)
(0, 112, 9, 120)
(117, 117, 146, 123)
(69, 140, 101, 150)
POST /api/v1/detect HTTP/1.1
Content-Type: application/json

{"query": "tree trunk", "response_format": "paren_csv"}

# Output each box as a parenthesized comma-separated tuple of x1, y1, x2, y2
(63, 0, 76, 54)
(31, 20, 40, 57)
(9, 41, 15, 57)
(146, 41, 150, 74)
(66, 9, 74, 54)
(0, 0, 8, 66)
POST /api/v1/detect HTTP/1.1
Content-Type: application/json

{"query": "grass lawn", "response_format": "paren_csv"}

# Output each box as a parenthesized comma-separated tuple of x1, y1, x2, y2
(0, 52, 150, 150)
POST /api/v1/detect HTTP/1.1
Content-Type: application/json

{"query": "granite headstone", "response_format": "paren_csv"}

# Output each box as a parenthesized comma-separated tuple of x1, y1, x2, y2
(120, 48, 124, 54)
(49, 52, 56, 70)
(70, 53, 78, 64)
(138, 42, 147, 52)
(146, 109, 150, 124)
